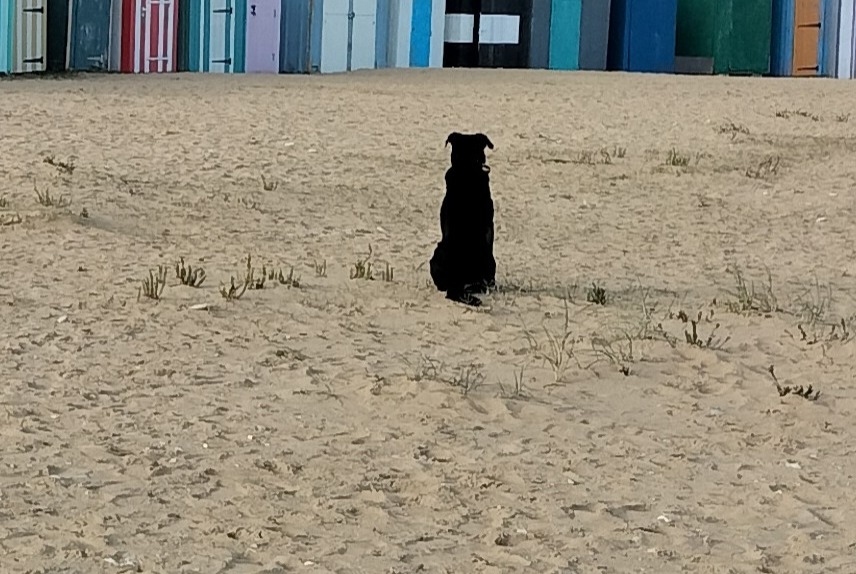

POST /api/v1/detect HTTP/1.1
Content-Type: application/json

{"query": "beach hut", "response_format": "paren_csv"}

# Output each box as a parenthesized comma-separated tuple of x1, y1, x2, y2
(0, 2, 12, 73)
(46, 0, 69, 72)
(384, 0, 445, 68)
(109, 0, 179, 73)
(0, 0, 48, 74)
(245, 0, 280, 73)
(442, 0, 551, 69)
(476, 0, 531, 68)
(548, 0, 612, 71)
(281, 0, 377, 74)
(771, 0, 846, 77)
(835, 0, 856, 77)
(675, 0, 772, 76)
(180, 0, 245, 72)
(67, 0, 113, 71)
(607, 0, 678, 73)
(443, 0, 478, 67)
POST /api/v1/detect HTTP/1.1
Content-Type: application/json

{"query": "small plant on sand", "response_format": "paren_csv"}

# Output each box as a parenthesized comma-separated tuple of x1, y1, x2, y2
(43, 154, 76, 175)
(664, 148, 691, 167)
(380, 262, 394, 283)
(138, 266, 168, 301)
(768, 365, 821, 401)
(237, 196, 260, 210)
(717, 120, 751, 140)
(401, 353, 444, 382)
(314, 259, 328, 277)
(449, 363, 486, 396)
(350, 244, 375, 280)
(34, 182, 71, 208)
(499, 363, 528, 399)
(775, 109, 820, 122)
(586, 282, 608, 306)
(0, 196, 7, 208)
(796, 316, 854, 346)
(573, 148, 614, 166)
(835, 113, 850, 123)
(522, 293, 584, 383)
(745, 155, 781, 179)
(723, 265, 779, 314)
(793, 277, 832, 328)
(244, 254, 266, 290)
(175, 257, 206, 287)
(219, 276, 249, 300)
(683, 311, 730, 350)
(219, 256, 258, 300)
(268, 265, 300, 288)
(591, 334, 635, 376)
(260, 174, 279, 192)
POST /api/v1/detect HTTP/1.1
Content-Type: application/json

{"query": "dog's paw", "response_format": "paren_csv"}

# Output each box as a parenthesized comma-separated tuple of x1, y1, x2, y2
(447, 291, 483, 308)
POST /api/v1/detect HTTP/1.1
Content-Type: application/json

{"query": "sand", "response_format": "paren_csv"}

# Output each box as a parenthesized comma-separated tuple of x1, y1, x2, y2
(1, 68, 856, 573)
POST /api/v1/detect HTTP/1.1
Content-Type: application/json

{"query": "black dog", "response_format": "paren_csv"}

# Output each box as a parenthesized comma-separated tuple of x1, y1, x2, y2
(429, 132, 497, 306)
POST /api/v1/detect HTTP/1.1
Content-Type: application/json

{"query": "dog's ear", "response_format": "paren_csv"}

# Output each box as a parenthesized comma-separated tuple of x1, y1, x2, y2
(445, 132, 463, 148)
(478, 133, 495, 150)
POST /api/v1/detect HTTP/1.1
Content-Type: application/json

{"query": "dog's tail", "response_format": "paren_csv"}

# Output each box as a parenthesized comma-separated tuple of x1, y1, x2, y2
(429, 242, 449, 292)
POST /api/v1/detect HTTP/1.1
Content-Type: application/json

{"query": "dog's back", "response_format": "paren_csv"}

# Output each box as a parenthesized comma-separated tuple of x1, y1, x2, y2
(430, 132, 497, 301)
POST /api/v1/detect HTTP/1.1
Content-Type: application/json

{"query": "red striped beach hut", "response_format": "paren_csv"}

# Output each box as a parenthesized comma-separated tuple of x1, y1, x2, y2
(110, 0, 179, 73)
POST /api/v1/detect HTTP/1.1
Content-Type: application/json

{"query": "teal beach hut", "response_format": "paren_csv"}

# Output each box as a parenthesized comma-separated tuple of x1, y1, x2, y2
(548, 0, 612, 70)
(182, 0, 247, 73)
(0, 1, 11, 73)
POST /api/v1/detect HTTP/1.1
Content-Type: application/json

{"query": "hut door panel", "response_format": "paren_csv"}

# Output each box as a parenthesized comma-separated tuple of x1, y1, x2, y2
(13, 0, 46, 73)
(209, 0, 235, 72)
(70, 0, 111, 71)
(245, 0, 279, 72)
(793, 0, 820, 75)
(350, 0, 376, 70)
(321, 0, 349, 72)
(126, 0, 178, 73)
(410, 0, 432, 67)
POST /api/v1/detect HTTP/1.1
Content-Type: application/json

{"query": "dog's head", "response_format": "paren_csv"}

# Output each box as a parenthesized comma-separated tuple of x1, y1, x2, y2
(445, 132, 494, 169)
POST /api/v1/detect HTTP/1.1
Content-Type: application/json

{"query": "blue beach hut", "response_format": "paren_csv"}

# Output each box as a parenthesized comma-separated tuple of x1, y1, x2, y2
(384, 0, 445, 67)
(68, 0, 113, 71)
(607, 0, 678, 73)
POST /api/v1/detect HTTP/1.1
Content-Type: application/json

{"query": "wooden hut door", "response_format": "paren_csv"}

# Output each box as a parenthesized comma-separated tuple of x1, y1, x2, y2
(350, 0, 377, 71)
(793, 0, 821, 75)
(123, 0, 178, 73)
(321, 0, 349, 73)
(209, 0, 234, 72)
(245, 0, 280, 73)
(12, 0, 47, 73)
(69, 0, 111, 71)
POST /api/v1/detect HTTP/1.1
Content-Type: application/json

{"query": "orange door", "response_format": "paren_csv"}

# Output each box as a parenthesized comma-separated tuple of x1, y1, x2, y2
(793, 0, 820, 75)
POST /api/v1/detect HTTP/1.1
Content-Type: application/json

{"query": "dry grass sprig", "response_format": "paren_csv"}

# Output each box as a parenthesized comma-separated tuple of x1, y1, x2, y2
(43, 154, 76, 175)
(351, 244, 375, 280)
(219, 276, 249, 300)
(34, 182, 71, 208)
(768, 365, 820, 401)
(138, 266, 168, 301)
(268, 265, 301, 288)
(522, 293, 584, 383)
(175, 257, 206, 287)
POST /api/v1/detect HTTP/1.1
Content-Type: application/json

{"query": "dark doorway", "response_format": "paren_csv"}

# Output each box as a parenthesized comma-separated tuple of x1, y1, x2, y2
(46, 0, 70, 72)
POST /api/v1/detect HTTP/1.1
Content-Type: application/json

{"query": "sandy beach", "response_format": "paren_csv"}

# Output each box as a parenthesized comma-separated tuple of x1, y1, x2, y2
(1, 68, 856, 573)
